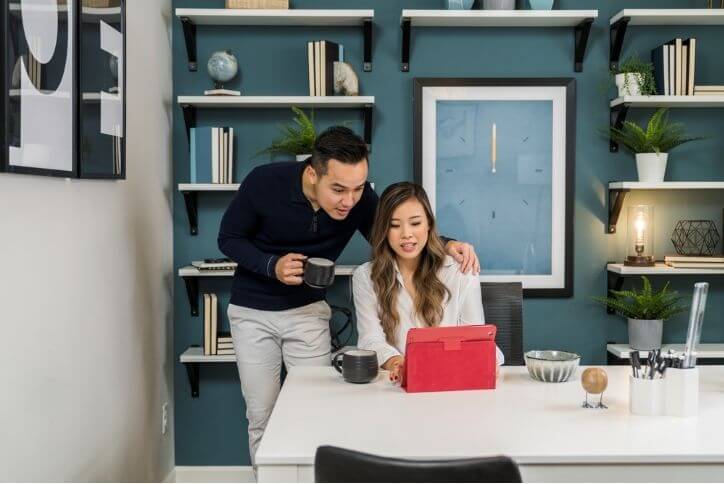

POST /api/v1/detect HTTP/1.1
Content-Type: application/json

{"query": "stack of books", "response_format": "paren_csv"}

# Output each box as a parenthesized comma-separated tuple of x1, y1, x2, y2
(307, 40, 344, 96)
(651, 38, 696, 96)
(192, 258, 238, 271)
(190, 127, 234, 184)
(694, 85, 724, 96)
(202, 293, 236, 356)
(664, 255, 724, 269)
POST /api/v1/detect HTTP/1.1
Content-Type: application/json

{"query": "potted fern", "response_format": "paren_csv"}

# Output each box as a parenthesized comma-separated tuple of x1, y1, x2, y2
(594, 276, 687, 350)
(608, 108, 704, 182)
(260, 107, 316, 161)
(612, 55, 656, 97)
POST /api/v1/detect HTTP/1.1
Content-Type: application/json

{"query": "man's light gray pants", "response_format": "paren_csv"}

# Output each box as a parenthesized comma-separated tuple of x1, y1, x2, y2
(228, 300, 332, 466)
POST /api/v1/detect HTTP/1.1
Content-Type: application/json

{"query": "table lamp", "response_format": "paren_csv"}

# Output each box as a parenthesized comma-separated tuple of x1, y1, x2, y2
(625, 205, 654, 267)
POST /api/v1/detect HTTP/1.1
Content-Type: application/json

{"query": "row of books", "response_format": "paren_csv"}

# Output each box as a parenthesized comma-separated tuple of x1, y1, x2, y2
(664, 255, 724, 269)
(190, 127, 234, 184)
(307, 40, 343, 96)
(693, 85, 724, 96)
(203, 293, 235, 356)
(651, 38, 696, 96)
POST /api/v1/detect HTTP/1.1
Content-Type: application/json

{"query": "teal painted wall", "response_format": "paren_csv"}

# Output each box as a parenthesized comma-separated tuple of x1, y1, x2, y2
(173, 0, 724, 465)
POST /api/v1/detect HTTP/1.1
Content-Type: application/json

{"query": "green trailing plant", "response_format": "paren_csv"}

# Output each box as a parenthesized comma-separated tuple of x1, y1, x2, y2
(612, 55, 657, 96)
(593, 276, 687, 320)
(608, 108, 704, 155)
(259, 107, 316, 156)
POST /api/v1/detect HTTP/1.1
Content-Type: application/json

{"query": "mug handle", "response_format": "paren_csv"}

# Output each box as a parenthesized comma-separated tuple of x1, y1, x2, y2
(332, 352, 345, 374)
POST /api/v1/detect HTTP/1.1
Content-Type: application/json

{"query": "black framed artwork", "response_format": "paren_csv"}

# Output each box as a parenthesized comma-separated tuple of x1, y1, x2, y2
(413, 78, 576, 297)
(1, 0, 125, 179)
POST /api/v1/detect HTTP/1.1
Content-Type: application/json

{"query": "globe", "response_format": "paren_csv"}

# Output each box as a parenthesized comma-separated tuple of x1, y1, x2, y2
(207, 50, 239, 86)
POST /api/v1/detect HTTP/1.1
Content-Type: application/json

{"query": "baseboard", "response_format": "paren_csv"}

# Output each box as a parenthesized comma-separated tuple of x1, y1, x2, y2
(173, 466, 255, 483)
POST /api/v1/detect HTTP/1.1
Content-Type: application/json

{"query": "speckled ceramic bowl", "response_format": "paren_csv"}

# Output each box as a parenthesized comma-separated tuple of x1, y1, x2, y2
(524, 350, 580, 383)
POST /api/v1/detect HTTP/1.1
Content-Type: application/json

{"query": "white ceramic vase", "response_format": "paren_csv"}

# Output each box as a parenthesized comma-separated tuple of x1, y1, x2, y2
(628, 318, 664, 350)
(615, 73, 642, 96)
(635, 153, 668, 182)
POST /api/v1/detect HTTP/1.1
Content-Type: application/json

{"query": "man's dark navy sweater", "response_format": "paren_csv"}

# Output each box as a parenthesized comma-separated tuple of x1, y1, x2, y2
(218, 162, 378, 311)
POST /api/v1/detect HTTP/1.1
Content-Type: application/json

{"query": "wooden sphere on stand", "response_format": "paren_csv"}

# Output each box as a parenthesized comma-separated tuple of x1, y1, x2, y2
(581, 368, 608, 395)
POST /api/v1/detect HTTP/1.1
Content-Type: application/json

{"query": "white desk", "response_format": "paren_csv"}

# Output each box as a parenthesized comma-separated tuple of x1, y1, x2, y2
(255, 366, 724, 482)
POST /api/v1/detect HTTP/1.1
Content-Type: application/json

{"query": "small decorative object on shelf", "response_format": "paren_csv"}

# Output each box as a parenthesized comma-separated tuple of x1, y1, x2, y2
(607, 108, 705, 182)
(259, 107, 316, 160)
(581, 368, 608, 409)
(226, 0, 289, 8)
(593, 276, 687, 350)
(333, 62, 359, 96)
(205, 50, 240, 96)
(625, 205, 655, 267)
(706, 0, 724, 8)
(528, 0, 554, 10)
(611, 55, 656, 97)
(671, 220, 721, 256)
(446, 0, 474, 9)
(483, 0, 516, 9)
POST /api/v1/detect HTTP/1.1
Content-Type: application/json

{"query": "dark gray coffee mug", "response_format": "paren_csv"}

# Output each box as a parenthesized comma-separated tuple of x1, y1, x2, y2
(333, 349, 378, 384)
(304, 257, 335, 288)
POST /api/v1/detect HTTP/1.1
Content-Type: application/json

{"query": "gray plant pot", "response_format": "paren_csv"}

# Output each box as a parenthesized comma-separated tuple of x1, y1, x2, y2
(484, 0, 516, 9)
(628, 318, 663, 351)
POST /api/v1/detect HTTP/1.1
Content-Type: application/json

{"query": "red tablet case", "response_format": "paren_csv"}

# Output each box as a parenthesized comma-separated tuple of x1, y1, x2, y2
(401, 325, 497, 393)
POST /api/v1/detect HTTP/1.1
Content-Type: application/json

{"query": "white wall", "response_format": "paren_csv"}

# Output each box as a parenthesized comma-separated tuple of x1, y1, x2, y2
(0, 0, 175, 480)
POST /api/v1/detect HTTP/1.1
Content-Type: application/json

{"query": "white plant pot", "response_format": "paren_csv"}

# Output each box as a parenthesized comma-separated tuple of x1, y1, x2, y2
(635, 153, 668, 182)
(296, 154, 311, 162)
(615, 73, 642, 96)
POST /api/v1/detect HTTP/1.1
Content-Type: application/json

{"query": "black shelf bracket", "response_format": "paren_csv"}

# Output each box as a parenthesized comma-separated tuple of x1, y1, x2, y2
(401, 18, 411, 72)
(181, 17, 198, 72)
(184, 359, 200, 397)
(363, 19, 373, 72)
(182, 191, 199, 236)
(609, 104, 629, 152)
(183, 275, 200, 317)
(606, 268, 625, 314)
(363, 105, 373, 146)
(609, 17, 630, 71)
(181, 104, 196, 144)
(574, 19, 594, 73)
(607, 187, 629, 234)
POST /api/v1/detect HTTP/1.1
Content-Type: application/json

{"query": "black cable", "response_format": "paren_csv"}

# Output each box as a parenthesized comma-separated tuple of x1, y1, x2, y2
(329, 304, 355, 352)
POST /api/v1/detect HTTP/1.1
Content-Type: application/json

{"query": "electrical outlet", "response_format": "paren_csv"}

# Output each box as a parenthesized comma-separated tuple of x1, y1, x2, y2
(161, 403, 168, 435)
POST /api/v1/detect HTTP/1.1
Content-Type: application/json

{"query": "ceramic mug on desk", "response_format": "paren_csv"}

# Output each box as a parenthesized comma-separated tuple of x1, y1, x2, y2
(333, 349, 378, 384)
(303, 257, 335, 288)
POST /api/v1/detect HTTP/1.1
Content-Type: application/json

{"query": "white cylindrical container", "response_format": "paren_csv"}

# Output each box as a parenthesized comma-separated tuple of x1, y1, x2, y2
(665, 367, 699, 417)
(629, 375, 665, 416)
(635, 152, 668, 182)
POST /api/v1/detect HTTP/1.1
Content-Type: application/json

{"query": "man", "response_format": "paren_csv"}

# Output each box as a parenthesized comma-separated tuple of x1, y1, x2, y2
(218, 126, 479, 464)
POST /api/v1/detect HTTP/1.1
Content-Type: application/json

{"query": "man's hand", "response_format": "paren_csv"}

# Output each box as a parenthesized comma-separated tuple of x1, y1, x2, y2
(275, 253, 307, 285)
(383, 355, 405, 383)
(445, 241, 480, 274)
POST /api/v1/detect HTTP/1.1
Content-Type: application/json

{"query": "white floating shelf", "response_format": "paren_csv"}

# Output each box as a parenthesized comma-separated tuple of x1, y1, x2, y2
(179, 265, 358, 277)
(607, 263, 724, 276)
(401, 9, 598, 27)
(175, 8, 373, 26)
(609, 181, 724, 190)
(180, 346, 236, 363)
(611, 95, 724, 108)
(610, 9, 724, 26)
(177, 96, 374, 108)
(608, 344, 724, 359)
(178, 183, 240, 192)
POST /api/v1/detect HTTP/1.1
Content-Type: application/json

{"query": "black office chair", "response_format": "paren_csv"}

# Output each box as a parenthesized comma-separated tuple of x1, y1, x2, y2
(315, 446, 522, 483)
(481, 282, 524, 365)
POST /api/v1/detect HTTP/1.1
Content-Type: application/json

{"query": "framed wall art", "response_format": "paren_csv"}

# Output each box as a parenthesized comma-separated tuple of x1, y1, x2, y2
(413, 78, 576, 297)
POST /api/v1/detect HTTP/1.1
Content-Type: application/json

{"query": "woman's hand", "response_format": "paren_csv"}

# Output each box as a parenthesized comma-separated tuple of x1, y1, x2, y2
(382, 356, 405, 383)
(445, 241, 480, 274)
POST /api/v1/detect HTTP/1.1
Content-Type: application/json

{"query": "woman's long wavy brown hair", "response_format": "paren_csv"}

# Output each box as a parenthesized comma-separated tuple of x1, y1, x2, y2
(370, 182, 450, 345)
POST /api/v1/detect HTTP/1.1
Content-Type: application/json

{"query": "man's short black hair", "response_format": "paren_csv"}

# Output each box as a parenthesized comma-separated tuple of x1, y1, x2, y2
(310, 126, 368, 176)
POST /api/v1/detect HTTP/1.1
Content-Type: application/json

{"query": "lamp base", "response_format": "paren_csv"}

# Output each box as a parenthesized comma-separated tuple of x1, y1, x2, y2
(624, 256, 655, 267)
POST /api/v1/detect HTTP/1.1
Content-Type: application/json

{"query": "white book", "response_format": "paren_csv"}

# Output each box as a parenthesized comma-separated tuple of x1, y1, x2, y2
(314, 41, 321, 97)
(217, 348, 236, 355)
(211, 127, 219, 183)
(665, 255, 724, 263)
(666, 262, 724, 269)
(668, 44, 675, 97)
(203, 294, 211, 355)
(307, 41, 315, 96)
(223, 130, 229, 184)
(681, 45, 688, 96)
(663, 45, 670, 96)
(694, 85, 724, 91)
(675, 38, 683, 96)
(687, 38, 696, 96)
(228, 128, 234, 183)
(211, 294, 218, 355)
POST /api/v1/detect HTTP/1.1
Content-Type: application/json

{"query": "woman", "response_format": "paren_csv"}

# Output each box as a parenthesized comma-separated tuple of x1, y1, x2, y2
(353, 182, 504, 382)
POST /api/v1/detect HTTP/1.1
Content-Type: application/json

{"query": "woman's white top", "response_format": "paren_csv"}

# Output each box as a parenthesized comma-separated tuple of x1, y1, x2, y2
(353, 256, 505, 367)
